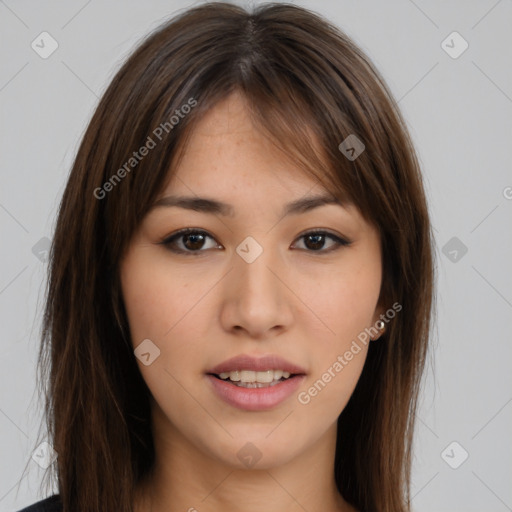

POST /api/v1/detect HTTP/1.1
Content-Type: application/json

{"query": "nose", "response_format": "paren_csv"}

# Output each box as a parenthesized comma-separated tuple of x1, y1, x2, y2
(219, 239, 294, 339)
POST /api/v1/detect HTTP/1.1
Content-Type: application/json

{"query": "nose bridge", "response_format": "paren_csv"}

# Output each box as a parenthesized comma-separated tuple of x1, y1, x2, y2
(234, 233, 281, 299)
(221, 233, 292, 335)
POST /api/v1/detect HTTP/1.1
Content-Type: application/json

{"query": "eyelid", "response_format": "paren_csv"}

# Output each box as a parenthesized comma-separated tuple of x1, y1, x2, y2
(159, 228, 352, 254)
(159, 228, 220, 255)
(292, 229, 352, 253)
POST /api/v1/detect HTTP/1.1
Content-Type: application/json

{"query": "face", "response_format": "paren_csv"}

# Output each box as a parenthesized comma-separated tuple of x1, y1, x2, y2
(120, 91, 384, 471)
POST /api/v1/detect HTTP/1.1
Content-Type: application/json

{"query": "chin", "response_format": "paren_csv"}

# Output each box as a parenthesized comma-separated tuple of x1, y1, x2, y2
(201, 430, 305, 471)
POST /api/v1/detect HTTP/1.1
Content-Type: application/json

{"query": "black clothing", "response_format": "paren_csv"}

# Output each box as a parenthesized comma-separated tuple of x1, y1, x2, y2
(17, 495, 62, 512)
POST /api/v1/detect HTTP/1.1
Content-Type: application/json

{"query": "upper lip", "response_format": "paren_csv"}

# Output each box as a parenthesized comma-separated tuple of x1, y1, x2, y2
(207, 354, 307, 375)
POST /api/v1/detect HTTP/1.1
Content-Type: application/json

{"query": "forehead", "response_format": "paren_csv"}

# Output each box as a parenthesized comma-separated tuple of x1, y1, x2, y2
(151, 92, 370, 232)
(150, 111, 370, 234)
(164, 91, 329, 198)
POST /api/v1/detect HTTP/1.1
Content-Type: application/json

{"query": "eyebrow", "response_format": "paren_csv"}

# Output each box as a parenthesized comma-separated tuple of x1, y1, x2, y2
(150, 193, 344, 217)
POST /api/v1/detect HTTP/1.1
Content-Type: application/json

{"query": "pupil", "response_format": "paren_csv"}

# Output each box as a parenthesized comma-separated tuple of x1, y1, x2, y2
(306, 234, 324, 250)
(184, 233, 204, 250)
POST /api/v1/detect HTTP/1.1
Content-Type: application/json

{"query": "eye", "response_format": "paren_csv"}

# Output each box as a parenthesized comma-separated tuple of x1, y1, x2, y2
(159, 228, 221, 255)
(292, 230, 352, 253)
(159, 229, 352, 255)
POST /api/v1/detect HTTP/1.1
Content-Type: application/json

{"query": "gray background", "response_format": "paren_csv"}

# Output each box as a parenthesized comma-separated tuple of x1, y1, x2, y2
(1, 0, 511, 510)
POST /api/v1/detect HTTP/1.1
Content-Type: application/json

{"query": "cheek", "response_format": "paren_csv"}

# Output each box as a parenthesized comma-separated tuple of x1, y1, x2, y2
(294, 255, 380, 410)
(297, 284, 372, 416)
(298, 257, 382, 346)
(120, 250, 205, 343)
(120, 250, 219, 392)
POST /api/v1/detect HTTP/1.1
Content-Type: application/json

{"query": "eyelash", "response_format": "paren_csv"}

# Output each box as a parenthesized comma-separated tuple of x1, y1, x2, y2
(159, 228, 352, 255)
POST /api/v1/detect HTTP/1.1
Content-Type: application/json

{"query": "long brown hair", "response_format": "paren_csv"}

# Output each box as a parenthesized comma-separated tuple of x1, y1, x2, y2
(30, 2, 435, 511)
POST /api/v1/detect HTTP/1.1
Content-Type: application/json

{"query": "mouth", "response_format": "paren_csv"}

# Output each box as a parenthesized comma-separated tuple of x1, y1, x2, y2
(208, 369, 302, 388)
(205, 354, 307, 411)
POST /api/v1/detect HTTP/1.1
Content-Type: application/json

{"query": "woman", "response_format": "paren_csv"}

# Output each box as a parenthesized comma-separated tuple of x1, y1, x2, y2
(19, 2, 435, 511)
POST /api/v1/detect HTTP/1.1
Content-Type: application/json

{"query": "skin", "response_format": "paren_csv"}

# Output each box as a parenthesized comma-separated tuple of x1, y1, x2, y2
(120, 91, 385, 512)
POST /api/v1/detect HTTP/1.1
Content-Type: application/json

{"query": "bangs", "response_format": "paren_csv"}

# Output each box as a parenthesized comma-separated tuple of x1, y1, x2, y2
(156, 70, 377, 237)
(165, 83, 350, 203)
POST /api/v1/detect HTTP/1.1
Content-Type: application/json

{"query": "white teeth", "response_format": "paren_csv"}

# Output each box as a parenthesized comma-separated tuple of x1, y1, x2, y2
(240, 370, 256, 383)
(256, 370, 274, 383)
(217, 369, 293, 383)
(274, 370, 283, 380)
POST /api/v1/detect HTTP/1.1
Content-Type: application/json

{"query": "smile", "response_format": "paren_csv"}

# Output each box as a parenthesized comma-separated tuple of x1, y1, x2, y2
(215, 369, 294, 387)
(206, 372, 305, 411)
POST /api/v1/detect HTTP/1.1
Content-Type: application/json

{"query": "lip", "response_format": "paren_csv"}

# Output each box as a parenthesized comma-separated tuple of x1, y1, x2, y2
(206, 374, 306, 411)
(206, 354, 307, 375)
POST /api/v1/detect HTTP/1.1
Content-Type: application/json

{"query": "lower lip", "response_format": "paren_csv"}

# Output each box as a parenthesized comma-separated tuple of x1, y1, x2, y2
(206, 374, 305, 411)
